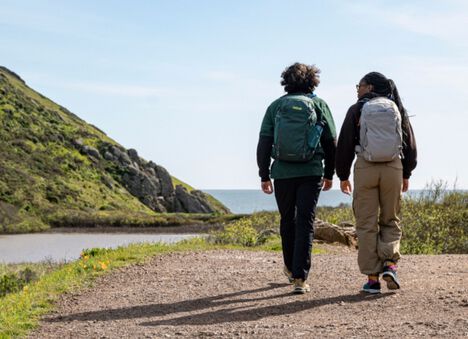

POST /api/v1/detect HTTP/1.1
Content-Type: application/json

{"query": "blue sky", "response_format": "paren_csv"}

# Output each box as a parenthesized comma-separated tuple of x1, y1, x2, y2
(1, 0, 467, 189)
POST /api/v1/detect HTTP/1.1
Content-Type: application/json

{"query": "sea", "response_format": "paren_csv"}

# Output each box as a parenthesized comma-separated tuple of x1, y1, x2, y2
(203, 189, 454, 214)
(204, 189, 352, 214)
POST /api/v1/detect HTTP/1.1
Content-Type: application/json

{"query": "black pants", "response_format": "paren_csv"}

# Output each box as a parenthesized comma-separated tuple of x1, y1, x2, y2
(274, 176, 322, 280)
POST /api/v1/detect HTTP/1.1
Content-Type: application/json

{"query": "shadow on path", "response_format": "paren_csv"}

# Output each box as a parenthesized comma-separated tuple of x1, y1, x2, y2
(140, 292, 392, 326)
(46, 283, 289, 323)
(47, 282, 393, 326)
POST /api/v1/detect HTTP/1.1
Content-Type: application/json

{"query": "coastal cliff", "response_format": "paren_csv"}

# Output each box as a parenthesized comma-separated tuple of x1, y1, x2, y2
(0, 66, 229, 233)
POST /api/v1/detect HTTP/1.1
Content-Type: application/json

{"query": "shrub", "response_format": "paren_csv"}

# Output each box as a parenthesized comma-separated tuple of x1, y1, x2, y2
(0, 268, 38, 297)
(316, 204, 354, 225)
(212, 182, 467, 254)
(0, 273, 23, 297)
(210, 219, 259, 247)
(400, 187, 467, 254)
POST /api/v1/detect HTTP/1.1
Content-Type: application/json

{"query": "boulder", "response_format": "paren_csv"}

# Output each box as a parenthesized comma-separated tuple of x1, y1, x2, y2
(127, 148, 139, 163)
(174, 185, 212, 213)
(314, 219, 357, 247)
(103, 151, 114, 161)
(81, 145, 101, 159)
(118, 152, 132, 165)
(121, 167, 162, 211)
(95, 143, 223, 214)
(153, 163, 174, 196)
(191, 190, 215, 213)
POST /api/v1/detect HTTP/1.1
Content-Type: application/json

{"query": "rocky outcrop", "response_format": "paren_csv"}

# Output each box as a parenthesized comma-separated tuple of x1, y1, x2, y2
(314, 219, 357, 247)
(174, 186, 215, 213)
(75, 141, 224, 214)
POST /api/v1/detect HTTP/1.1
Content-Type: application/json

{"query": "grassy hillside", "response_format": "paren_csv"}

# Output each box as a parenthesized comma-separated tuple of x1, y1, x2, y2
(0, 67, 228, 233)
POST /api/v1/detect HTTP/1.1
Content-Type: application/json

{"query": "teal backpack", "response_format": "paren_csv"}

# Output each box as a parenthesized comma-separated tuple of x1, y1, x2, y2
(272, 94, 324, 162)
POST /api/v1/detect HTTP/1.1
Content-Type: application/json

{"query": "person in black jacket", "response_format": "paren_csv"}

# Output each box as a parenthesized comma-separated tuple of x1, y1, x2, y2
(336, 72, 417, 294)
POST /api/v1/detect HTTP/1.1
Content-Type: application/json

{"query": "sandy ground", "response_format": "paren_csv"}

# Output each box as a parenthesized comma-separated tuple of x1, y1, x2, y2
(33, 249, 468, 338)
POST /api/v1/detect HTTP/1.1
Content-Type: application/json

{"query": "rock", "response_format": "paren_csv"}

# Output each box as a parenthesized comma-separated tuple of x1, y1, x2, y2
(103, 151, 114, 161)
(190, 190, 215, 213)
(174, 185, 213, 213)
(314, 219, 357, 247)
(127, 148, 139, 162)
(107, 145, 131, 165)
(152, 164, 174, 196)
(118, 152, 132, 165)
(121, 167, 164, 211)
(146, 167, 156, 177)
(81, 145, 101, 159)
(95, 144, 223, 213)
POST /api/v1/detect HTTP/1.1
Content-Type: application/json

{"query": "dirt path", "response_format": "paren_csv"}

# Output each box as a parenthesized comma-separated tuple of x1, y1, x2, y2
(34, 250, 468, 338)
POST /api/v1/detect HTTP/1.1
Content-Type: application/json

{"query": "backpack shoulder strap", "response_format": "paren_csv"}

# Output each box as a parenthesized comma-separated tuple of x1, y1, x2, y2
(304, 93, 325, 124)
(354, 97, 371, 126)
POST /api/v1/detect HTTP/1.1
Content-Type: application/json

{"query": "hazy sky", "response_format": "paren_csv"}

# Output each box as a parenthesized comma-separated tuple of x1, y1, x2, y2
(1, 0, 467, 189)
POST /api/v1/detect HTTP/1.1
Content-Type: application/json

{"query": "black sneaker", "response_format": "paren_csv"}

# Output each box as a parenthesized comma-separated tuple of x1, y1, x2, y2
(382, 266, 401, 290)
(361, 280, 381, 294)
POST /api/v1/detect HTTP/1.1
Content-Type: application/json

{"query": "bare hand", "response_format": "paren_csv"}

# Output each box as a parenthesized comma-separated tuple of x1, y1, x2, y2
(322, 179, 333, 191)
(261, 180, 273, 194)
(402, 179, 409, 193)
(340, 180, 352, 195)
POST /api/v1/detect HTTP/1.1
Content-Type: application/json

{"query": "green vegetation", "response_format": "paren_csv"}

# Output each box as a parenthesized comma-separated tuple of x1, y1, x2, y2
(171, 176, 195, 191)
(0, 262, 58, 298)
(316, 204, 354, 226)
(210, 182, 467, 255)
(399, 183, 467, 254)
(46, 210, 242, 229)
(210, 211, 280, 247)
(0, 67, 228, 234)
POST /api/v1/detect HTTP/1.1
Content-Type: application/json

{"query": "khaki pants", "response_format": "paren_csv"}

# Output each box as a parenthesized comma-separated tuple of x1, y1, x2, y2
(353, 157, 403, 275)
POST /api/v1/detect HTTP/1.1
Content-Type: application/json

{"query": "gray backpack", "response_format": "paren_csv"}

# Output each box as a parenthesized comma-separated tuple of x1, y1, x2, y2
(355, 97, 403, 162)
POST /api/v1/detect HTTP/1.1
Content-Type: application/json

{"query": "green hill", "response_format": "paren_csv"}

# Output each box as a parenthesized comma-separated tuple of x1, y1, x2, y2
(0, 66, 229, 233)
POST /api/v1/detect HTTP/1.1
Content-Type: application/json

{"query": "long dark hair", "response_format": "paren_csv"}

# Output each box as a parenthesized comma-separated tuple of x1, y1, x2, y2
(361, 72, 409, 131)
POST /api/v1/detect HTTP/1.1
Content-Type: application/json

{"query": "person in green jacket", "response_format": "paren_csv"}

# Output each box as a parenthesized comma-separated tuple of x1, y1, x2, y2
(256, 62, 337, 294)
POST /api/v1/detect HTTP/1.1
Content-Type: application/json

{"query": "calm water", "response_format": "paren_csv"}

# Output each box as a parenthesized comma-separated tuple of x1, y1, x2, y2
(0, 233, 200, 264)
(204, 189, 352, 214)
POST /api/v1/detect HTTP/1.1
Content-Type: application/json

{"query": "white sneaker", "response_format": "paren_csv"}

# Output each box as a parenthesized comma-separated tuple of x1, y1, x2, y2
(293, 279, 310, 294)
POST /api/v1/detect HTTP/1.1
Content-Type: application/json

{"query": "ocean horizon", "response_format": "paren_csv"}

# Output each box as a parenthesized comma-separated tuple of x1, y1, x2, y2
(203, 189, 463, 214)
(204, 189, 351, 214)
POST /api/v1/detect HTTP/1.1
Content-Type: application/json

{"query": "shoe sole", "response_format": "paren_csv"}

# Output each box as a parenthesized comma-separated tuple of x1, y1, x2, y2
(382, 274, 400, 290)
(360, 288, 381, 294)
(293, 287, 310, 294)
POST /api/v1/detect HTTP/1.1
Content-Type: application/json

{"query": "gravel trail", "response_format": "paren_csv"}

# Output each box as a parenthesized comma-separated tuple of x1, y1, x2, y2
(33, 250, 468, 338)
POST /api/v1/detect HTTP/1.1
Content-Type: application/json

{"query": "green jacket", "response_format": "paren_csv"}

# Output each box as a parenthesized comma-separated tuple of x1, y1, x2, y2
(258, 94, 337, 180)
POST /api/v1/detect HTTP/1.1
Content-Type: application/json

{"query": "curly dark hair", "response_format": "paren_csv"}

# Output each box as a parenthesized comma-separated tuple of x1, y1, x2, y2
(281, 62, 321, 94)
